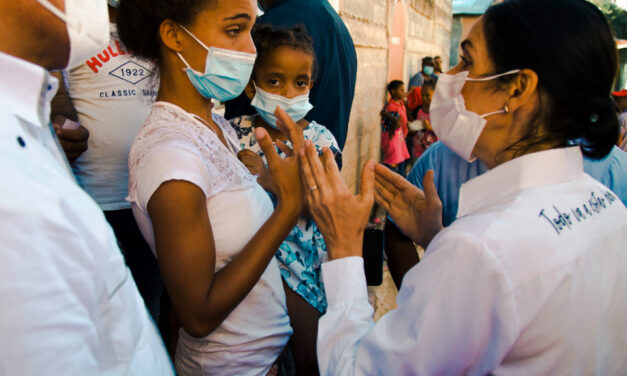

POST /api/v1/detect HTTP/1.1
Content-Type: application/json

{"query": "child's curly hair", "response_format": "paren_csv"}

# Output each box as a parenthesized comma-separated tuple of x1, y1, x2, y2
(252, 23, 318, 81)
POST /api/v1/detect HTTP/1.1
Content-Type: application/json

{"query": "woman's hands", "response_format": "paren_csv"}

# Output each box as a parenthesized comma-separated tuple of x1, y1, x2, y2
(374, 165, 443, 248)
(299, 143, 375, 260)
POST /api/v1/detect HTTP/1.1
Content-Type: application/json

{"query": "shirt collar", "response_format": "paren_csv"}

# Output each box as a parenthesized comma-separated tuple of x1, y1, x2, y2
(457, 147, 584, 219)
(0, 51, 59, 127)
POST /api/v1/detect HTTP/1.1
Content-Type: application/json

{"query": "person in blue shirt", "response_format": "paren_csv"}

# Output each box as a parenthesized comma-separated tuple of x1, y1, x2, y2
(384, 140, 627, 288)
(225, 0, 357, 151)
(408, 56, 439, 91)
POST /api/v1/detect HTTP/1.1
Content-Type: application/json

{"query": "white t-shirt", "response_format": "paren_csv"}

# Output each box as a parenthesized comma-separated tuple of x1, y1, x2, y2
(127, 102, 292, 376)
(318, 147, 627, 375)
(68, 23, 157, 211)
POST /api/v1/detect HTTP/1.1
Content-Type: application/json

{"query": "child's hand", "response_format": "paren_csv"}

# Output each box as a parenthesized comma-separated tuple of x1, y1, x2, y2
(256, 107, 307, 215)
(238, 150, 264, 175)
(238, 150, 274, 193)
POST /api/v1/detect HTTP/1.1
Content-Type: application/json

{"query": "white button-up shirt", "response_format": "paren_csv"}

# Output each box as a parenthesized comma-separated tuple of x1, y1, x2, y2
(318, 147, 627, 375)
(0, 51, 173, 375)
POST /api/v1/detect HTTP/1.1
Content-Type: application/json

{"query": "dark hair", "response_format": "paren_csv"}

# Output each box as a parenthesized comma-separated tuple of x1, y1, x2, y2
(387, 80, 404, 94)
(251, 23, 318, 81)
(422, 80, 435, 92)
(422, 56, 434, 67)
(483, 0, 618, 159)
(116, 0, 216, 62)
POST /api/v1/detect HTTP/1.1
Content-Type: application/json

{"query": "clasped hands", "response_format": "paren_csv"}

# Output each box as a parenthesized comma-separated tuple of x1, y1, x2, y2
(250, 107, 444, 260)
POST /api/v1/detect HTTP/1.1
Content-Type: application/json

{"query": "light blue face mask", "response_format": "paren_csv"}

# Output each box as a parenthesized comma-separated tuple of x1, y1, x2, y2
(107, 0, 120, 7)
(423, 66, 434, 75)
(251, 83, 313, 129)
(177, 25, 257, 102)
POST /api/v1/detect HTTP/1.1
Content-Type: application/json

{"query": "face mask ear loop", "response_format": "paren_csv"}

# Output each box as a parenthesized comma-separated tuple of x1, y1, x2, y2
(179, 24, 211, 53)
(37, 0, 84, 36)
(176, 52, 194, 71)
(480, 105, 509, 119)
(37, 0, 69, 23)
(466, 69, 522, 82)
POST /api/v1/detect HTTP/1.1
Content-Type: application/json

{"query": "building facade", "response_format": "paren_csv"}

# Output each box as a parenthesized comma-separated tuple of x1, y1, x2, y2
(335, 0, 453, 190)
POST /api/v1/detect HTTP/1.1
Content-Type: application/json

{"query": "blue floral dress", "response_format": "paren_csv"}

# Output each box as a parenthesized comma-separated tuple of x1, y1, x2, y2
(229, 115, 341, 313)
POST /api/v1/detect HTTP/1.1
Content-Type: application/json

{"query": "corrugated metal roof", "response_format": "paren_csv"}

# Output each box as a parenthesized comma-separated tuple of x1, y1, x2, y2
(452, 0, 494, 15)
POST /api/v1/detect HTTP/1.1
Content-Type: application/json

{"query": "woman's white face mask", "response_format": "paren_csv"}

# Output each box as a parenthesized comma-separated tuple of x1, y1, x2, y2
(430, 69, 520, 162)
(37, 0, 110, 69)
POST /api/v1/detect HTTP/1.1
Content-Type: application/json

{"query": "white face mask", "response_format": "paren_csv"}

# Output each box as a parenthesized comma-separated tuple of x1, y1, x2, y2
(430, 69, 521, 162)
(37, 0, 110, 69)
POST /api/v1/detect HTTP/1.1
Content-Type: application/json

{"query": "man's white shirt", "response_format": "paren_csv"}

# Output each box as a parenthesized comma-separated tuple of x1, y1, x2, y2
(0, 51, 172, 375)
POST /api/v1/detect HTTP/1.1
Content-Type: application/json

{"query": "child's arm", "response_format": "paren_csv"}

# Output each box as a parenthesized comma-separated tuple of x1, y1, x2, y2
(237, 150, 274, 193)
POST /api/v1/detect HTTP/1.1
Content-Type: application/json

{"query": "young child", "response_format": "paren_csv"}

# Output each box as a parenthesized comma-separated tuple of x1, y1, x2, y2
(412, 80, 438, 157)
(380, 80, 410, 175)
(229, 24, 340, 375)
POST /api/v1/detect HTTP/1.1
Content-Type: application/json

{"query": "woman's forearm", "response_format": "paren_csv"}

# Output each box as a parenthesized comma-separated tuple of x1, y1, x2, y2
(188, 201, 300, 337)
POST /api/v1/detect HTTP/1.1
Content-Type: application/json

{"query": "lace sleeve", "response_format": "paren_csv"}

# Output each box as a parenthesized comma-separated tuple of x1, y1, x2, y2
(128, 103, 256, 205)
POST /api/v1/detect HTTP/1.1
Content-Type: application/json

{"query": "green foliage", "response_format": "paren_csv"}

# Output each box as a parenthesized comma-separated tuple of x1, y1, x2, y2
(590, 0, 627, 39)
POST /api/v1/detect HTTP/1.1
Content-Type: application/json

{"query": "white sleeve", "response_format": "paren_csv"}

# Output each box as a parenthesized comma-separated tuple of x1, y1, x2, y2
(134, 143, 213, 209)
(0, 211, 102, 374)
(318, 257, 374, 376)
(317, 231, 520, 376)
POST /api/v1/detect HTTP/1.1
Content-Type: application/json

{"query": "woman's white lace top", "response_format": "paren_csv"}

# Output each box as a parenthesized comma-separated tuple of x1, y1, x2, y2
(128, 101, 256, 205)
(126, 101, 291, 376)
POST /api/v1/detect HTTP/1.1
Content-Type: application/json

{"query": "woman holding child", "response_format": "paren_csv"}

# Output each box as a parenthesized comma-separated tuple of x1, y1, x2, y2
(118, 0, 302, 374)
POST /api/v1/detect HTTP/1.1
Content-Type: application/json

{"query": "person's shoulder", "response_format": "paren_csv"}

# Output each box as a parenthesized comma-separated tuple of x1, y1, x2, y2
(259, 0, 350, 36)
(386, 100, 400, 110)
(135, 103, 195, 142)
(418, 141, 452, 162)
(583, 146, 627, 177)
(583, 146, 627, 204)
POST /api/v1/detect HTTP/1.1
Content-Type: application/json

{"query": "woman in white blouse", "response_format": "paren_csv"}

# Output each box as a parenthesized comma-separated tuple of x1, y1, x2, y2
(116, 0, 302, 375)
(294, 0, 627, 374)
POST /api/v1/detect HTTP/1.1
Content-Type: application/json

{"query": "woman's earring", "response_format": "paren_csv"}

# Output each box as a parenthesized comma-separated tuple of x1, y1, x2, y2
(503, 105, 509, 113)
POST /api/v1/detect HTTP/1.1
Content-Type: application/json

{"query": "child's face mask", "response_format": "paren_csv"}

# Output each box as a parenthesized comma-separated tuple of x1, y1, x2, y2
(251, 83, 313, 129)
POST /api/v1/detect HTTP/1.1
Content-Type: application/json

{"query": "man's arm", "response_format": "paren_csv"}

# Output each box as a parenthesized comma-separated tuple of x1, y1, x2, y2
(383, 219, 419, 289)
(50, 71, 78, 121)
(0, 208, 101, 374)
(49, 71, 89, 162)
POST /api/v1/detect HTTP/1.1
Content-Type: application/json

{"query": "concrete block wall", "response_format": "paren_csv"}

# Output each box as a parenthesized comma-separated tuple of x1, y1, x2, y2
(338, 0, 452, 191)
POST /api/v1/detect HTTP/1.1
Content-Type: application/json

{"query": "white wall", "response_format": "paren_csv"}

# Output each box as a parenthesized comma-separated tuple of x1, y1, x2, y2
(339, 0, 453, 190)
